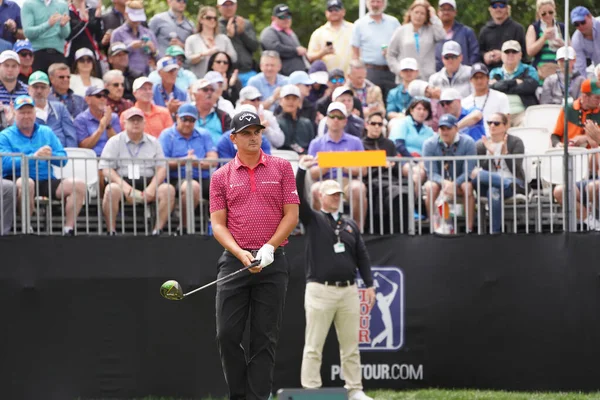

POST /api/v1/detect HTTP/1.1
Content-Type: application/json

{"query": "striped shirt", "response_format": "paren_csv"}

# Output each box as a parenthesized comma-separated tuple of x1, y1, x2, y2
(0, 81, 28, 106)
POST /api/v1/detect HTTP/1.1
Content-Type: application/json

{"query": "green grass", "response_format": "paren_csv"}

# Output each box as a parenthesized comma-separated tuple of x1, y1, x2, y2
(139, 390, 600, 400)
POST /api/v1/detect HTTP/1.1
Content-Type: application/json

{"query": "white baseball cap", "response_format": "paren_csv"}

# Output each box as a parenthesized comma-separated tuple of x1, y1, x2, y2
(327, 101, 348, 117)
(332, 86, 353, 101)
(442, 41, 462, 56)
(439, 0, 456, 9)
(310, 71, 329, 85)
(399, 57, 418, 71)
(126, 6, 147, 22)
(0, 50, 20, 64)
(156, 57, 179, 72)
(75, 47, 95, 61)
(217, 0, 236, 5)
(280, 84, 301, 98)
(132, 77, 153, 92)
(556, 46, 576, 61)
(407, 80, 429, 97)
(440, 88, 462, 101)
(239, 86, 263, 101)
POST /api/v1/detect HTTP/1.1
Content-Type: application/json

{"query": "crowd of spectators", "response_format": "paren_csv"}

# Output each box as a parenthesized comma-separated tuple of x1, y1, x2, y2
(0, 0, 600, 235)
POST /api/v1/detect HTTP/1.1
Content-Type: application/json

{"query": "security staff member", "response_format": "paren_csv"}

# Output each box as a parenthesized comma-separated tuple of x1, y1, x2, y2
(296, 154, 376, 400)
(209, 110, 299, 400)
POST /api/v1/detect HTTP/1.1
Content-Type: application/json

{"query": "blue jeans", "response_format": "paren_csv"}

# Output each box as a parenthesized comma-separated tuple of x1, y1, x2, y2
(472, 170, 522, 233)
(238, 70, 258, 88)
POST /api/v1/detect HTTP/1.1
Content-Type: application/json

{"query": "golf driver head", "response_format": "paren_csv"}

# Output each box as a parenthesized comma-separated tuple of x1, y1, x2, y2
(160, 280, 184, 300)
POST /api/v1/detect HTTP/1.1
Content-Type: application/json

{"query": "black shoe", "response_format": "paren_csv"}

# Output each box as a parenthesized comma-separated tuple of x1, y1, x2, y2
(106, 231, 117, 236)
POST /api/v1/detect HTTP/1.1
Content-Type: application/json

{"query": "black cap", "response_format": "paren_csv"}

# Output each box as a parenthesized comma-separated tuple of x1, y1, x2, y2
(231, 111, 266, 134)
(327, 0, 344, 10)
(470, 62, 489, 78)
(272, 4, 291, 17)
(329, 68, 344, 78)
(490, 0, 507, 3)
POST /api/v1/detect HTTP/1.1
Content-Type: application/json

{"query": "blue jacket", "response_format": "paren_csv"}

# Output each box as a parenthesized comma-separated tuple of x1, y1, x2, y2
(0, 123, 66, 180)
(435, 21, 480, 72)
(152, 83, 188, 108)
(216, 129, 271, 160)
(422, 133, 476, 186)
(37, 101, 77, 148)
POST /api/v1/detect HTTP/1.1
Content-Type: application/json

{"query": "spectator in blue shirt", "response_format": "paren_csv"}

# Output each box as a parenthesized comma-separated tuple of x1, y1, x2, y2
(247, 50, 288, 111)
(0, 95, 86, 235)
(27, 71, 77, 148)
(47, 62, 87, 119)
(159, 104, 218, 234)
(387, 57, 418, 122)
(0, 0, 23, 45)
(435, 0, 480, 71)
(148, 45, 197, 93)
(74, 86, 121, 156)
(192, 78, 231, 146)
(438, 87, 485, 141)
(152, 57, 187, 116)
(422, 113, 476, 233)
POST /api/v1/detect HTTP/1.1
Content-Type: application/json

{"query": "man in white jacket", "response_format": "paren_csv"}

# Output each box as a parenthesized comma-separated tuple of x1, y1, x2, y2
(428, 40, 472, 98)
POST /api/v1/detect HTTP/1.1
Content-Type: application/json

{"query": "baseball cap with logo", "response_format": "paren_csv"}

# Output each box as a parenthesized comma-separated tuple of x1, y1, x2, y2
(157, 57, 179, 72)
(332, 86, 353, 101)
(502, 40, 522, 53)
(177, 103, 198, 120)
(327, 0, 344, 10)
(439, 0, 456, 9)
(440, 88, 462, 102)
(327, 101, 347, 117)
(14, 95, 34, 110)
(13, 40, 33, 54)
(28, 71, 50, 86)
(442, 40, 462, 56)
(108, 42, 129, 56)
(133, 77, 153, 92)
(124, 107, 145, 120)
(556, 46, 576, 61)
(571, 6, 590, 23)
(438, 113, 458, 128)
(581, 79, 600, 95)
(280, 84, 301, 98)
(0, 50, 20, 64)
(166, 45, 185, 57)
(399, 57, 418, 71)
(231, 111, 265, 134)
(126, 0, 147, 22)
(320, 180, 344, 196)
(272, 3, 291, 17)
(239, 86, 263, 101)
(470, 62, 489, 78)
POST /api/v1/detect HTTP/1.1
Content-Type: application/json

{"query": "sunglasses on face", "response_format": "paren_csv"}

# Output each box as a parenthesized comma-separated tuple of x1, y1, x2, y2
(214, 60, 229, 65)
(79, 57, 94, 63)
(201, 87, 215, 92)
(369, 121, 383, 126)
(181, 116, 196, 123)
(93, 94, 107, 99)
(443, 54, 459, 60)
(487, 121, 503, 126)
(19, 52, 33, 58)
(491, 3, 507, 9)
(175, 0, 187, 3)
(203, 15, 217, 21)
(504, 49, 519, 54)
(56, 75, 70, 80)
(327, 7, 341, 12)
(277, 15, 292, 20)
(330, 77, 345, 84)
(439, 100, 453, 107)
(540, 10, 554, 17)
(574, 20, 587, 27)
(328, 114, 346, 120)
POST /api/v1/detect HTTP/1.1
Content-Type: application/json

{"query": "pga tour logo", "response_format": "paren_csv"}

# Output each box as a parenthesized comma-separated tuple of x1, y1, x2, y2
(357, 267, 404, 351)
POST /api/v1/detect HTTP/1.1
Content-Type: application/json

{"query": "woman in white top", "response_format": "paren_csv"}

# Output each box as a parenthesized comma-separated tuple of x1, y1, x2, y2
(386, 0, 445, 81)
(185, 6, 237, 79)
(69, 48, 104, 98)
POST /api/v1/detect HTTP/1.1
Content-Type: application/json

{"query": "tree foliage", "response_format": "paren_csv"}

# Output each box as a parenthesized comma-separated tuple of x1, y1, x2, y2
(133, 0, 600, 47)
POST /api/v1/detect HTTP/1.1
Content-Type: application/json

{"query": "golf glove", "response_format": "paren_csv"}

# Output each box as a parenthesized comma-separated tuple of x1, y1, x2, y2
(255, 244, 275, 268)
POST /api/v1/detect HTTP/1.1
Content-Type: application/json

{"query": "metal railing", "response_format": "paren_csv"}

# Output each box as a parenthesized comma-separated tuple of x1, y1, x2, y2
(0, 149, 598, 236)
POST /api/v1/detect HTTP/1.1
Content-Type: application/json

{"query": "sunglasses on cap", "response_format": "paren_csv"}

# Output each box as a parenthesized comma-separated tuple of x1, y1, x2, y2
(330, 77, 345, 84)
(574, 20, 587, 27)
(443, 54, 459, 60)
(277, 14, 292, 20)
(503, 49, 519, 54)
(328, 114, 346, 120)
(439, 100, 453, 107)
(487, 120, 502, 126)
(491, 2, 507, 9)
(369, 121, 383, 126)
(540, 10, 554, 17)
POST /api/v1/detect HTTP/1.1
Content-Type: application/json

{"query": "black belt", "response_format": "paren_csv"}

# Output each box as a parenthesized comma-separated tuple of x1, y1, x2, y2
(225, 248, 285, 257)
(308, 279, 355, 287)
(365, 63, 390, 71)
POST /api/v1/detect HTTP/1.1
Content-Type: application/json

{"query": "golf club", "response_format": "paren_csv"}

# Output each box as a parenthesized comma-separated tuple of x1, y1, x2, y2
(160, 259, 261, 301)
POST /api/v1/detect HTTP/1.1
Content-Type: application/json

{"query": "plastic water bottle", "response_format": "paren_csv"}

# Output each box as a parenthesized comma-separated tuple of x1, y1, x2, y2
(434, 194, 454, 234)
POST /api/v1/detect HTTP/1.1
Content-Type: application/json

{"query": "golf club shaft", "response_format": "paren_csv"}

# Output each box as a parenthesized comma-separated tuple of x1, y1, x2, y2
(183, 259, 261, 298)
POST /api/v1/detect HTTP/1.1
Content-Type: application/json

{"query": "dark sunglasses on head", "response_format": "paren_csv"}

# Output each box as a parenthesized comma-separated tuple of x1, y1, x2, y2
(540, 10, 554, 17)
(328, 114, 346, 120)
(19, 52, 33, 58)
(491, 3, 507, 9)
(181, 116, 196, 123)
(330, 77, 345, 84)
(574, 20, 586, 27)
(443, 54, 459, 60)
(487, 121, 502, 126)
(110, 82, 124, 87)
(369, 121, 383, 126)
(277, 15, 292, 20)
(214, 60, 229, 65)
(204, 16, 217, 21)
(504, 49, 519, 54)
(439, 100, 453, 107)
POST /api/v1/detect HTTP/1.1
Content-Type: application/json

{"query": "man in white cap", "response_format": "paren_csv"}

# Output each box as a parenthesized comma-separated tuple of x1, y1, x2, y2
(429, 40, 472, 98)
(110, 0, 159, 75)
(100, 107, 175, 236)
(541, 46, 585, 105)
(276, 84, 314, 154)
(205, 70, 235, 118)
(0, 50, 28, 106)
(75, 86, 121, 156)
(152, 57, 187, 115)
(387, 57, 419, 121)
(120, 76, 173, 138)
(439, 87, 485, 141)
(307, 101, 368, 231)
(274, 70, 317, 124)
(149, 0, 194, 57)
(318, 86, 364, 137)
(236, 85, 284, 148)
(192, 78, 232, 146)
(435, 0, 480, 71)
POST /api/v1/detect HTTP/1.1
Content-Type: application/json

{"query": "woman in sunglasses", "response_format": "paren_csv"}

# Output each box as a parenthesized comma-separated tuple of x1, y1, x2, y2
(525, 0, 565, 81)
(185, 6, 237, 79)
(70, 48, 104, 98)
(207, 51, 240, 105)
(471, 112, 525, 233)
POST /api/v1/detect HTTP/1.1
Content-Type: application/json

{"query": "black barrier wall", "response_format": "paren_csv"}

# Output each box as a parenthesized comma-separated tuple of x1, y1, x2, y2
(1, 234, 600, 399)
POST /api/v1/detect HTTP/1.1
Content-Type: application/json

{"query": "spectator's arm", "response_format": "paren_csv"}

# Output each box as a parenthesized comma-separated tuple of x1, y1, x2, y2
(510, 137, 525, 177)
(239, 20, 259, 53)
(60, 107, 78, 148)
(260, 28, 298, 59)
(385, 29, 403, 75)
(263, 113, 285, 148)
(0, 134, 21, 172)
(395, 139, 412, 158)
(572, 34, 587, 77)
(295, 166, 313, 225)
(58, 5, 71, 39)
(48, 132, 67, 167)
(422, 141, 443, 185)
(430, 16, 446, 42)
(354, 224, 373, 287)
(21, 4, 53, 40)
(457, 109, 483, 130)
(456, 139, 477, 185)
(352, 46, 360, 60)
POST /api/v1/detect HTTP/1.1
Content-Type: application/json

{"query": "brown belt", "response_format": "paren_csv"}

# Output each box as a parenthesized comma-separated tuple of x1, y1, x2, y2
(365, 63, 390, 71)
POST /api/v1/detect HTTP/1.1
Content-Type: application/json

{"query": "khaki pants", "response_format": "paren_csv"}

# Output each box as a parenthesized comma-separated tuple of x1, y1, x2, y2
(300, 282, 362, 392)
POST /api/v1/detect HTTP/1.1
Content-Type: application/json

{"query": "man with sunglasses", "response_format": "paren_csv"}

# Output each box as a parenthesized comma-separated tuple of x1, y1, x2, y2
(260, 4, 307, 77)
(192, 78, 231, 146)
(429, 41, 472, 99)
(571, 6, 600, 78)
(435, 0, 479, 72)
(149, 0, 194, 57)
(28, 71, 77, 148)
(478, 0, 526, 70)
(47, 63, 87, 119)
(121, 76, 173, 138)
(210, 110, 299, 400)
(439, 87, 485, 141)
(103, 69, 134, 116)
(75, 86, 121, 156)
(489, 40, 539, 127)
(152, 57, 187, 116)
(14, 40, 33, 86)
(148, 46, 196, 93)
(107, 42, 143, 102)
(316, 69, 363, 120)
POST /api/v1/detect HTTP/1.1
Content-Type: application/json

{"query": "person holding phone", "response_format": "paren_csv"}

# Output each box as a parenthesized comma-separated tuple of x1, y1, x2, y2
(307, 0, 354, 73)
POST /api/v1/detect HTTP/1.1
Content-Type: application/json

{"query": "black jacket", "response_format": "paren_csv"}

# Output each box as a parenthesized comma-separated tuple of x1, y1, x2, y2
(478, 18, 527, 70)
(277, 112, 315, 154)
(362, 135, 398, 181)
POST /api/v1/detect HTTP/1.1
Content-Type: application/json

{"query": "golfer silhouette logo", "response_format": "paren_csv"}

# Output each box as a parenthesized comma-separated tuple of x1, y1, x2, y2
(358, 267, 404, 351)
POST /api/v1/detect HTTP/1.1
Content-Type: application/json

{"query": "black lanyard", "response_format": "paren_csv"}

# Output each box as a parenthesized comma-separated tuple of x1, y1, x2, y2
(440, 142, 459, 180)
(472, 92, 489, 113)
(323, 211, 344, 241)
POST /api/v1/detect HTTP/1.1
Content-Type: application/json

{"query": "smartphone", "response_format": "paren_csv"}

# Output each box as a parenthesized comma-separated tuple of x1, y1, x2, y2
(326, 41, 333, 47)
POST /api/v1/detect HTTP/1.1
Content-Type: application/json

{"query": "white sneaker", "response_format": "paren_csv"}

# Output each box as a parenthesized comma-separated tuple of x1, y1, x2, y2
(584, 214, 600, 231)
(349, 390, 373, 400)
